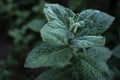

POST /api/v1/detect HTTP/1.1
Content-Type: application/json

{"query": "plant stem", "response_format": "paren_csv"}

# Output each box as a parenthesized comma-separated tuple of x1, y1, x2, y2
(74, 26, 78, 33)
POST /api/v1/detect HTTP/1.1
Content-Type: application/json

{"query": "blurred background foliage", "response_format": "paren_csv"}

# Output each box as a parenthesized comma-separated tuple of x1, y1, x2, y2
(0, 0, 120, 80)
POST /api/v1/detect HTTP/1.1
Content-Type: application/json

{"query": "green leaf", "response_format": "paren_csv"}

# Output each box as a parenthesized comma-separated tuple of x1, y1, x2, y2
(74, 53, 113, 80)
(44, 3, 75, 26)
(24, 42, 73, 68)
(72, 36, 105, 48)
(35, 67, 73, 80)
(75, 9, 115, 36)
(8, 28, 24, 44)
(88, 47, 112, 62)
(112, 44, 120, 58)
(27, 19, 46, 32)
(41, 20, 70, 46)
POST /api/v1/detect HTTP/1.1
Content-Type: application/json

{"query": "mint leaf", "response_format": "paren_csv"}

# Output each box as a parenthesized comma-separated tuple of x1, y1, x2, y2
(35, 67, 73, 80)
(27, 19, 46, 32)
(24, 42, 73, 68)
(44, 3, 75, 26)
(74, 53, 113, 80)
(72, 36, 105, 48)
(41, 20, 70, 46)
(75, 9, 115, 36)
(88, 47, 112, 62)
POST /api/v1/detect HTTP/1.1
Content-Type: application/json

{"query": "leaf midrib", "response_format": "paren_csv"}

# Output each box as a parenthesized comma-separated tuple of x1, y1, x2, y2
(78, 54, 109, 79)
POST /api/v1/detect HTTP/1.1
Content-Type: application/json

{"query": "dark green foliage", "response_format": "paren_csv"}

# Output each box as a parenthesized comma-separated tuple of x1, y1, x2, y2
(1, 0, 119, 80)
(25, 3, 115, 80)
(0, 0, 46, 79)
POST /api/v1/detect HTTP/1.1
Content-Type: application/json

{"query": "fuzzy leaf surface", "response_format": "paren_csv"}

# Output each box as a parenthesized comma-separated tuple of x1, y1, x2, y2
(75, 9, 115, 36)
(72, 36, 105, 48)
(44, 3, 75, 26)
(88, 47, 112, 62)
(24, 42, 73, 68)
(74, 53, 113, 80)
(41, 20, 70, 45)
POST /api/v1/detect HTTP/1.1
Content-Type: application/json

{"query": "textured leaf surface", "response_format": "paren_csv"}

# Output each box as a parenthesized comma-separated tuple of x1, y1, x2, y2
(27, 19, 45, 32)
(88, 47, 112, 62)
(44, 3, 75, 26)
(35, 67, 73, 80)
(72, 36, 105, 48)
(74, 53, 113, 80)
(24, 42, 73, 68)
(41, 20, 70, 45)
(75, 9, 115, 36)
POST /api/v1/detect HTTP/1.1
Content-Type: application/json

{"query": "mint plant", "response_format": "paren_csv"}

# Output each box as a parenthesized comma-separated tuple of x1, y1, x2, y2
(24, 3, 115, 80)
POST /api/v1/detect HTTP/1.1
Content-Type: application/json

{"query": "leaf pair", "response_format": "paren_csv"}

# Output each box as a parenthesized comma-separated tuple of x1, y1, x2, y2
(34, 47, 113, 80)
(41, 4, 115, 48)
(41, 4, 75, 46)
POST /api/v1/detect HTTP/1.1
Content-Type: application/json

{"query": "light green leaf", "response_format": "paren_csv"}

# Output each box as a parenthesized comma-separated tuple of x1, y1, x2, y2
(41, 20, 70, 46)
(35, 67, 73, 80)
(88, 47, 112, 62)
(27, 19, 46, 32)
(112, 44, 120, 58)
(74, 53, 113, 80)
(75, 9, 115, 36)
(72, 36, 105, 48)
(24, 42, 73, 68)
(44, 3, 75, 26)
